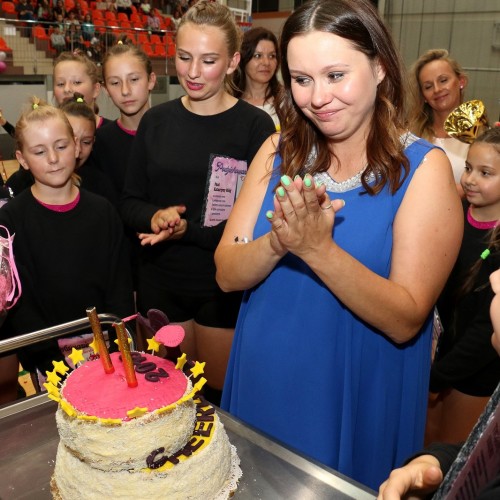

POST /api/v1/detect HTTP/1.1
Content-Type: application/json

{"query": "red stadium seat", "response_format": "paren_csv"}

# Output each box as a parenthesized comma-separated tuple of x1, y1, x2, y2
(137, 32, 149, 45)
(1, 1, 16, 14)
(149, 34, 161, 45)
(142, 42, 154, 56)
(33, 25, 49, 40)
(154, 44, 166, 57)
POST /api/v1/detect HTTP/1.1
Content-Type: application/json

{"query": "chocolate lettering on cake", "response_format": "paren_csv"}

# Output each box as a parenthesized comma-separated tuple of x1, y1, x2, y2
(135, 362, 157, 373)
(145, 368, 168, 382)
(145, 397, 215, 470)
(120, 351, 171, 383)
(147, 447, 168, 469)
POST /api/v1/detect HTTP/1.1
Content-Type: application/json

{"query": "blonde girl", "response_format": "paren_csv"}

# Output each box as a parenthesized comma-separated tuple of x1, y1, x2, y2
(0, 97, 133, 396)
(52, 51, 110, 129)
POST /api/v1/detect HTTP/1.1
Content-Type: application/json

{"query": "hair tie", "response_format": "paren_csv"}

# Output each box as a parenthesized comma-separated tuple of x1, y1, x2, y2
(481, 249, 491, 260)
(76, 97, 84, 103)
(32, 103, 39, 110)
(117, 40, 123, 45)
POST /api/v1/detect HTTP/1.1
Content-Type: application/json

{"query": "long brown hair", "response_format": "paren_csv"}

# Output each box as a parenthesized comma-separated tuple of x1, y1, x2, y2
(277, 0, 409, 195)
(233, 27, 281, 104)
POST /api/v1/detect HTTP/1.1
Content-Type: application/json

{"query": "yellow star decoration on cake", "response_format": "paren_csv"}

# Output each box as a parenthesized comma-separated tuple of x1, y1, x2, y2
(190, 361, 206, 378)
(114, 337, 132, 348)
(52, 360, 70, 375)
(68, 348, 85, 366)
(60, 400, 76, 417)
(127, 406, 149, 418)
(45, 369, 61, 386)
(43, 381, 60, 397)
(175, 353, 187, 370)
(89, 338, 99, 354)
(100, 418, 122, 426)
(147, 337, 161, 353)
(193, 377, 207, 394)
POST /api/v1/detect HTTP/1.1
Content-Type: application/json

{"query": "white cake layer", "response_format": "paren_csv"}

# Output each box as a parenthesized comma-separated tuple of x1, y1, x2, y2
(52, 414, 234, 500)
(56, 396, 197, 471)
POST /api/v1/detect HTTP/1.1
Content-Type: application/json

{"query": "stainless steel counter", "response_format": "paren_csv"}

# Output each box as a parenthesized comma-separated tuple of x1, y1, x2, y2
(0, 395, 376, 499)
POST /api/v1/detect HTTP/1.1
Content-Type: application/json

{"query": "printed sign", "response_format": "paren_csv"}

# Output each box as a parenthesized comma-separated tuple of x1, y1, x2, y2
(201, 154, 247, 227)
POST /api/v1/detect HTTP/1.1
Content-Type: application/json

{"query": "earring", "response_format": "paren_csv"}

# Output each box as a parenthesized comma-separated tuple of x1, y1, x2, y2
(460, 85, 463, 89)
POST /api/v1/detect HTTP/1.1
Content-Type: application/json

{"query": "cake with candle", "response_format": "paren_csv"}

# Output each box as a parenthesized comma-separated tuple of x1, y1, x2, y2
(49, 309, 241, 500)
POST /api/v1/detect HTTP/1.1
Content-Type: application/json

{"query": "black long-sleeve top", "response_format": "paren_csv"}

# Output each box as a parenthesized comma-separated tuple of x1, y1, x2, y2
(431, 202, 500, 396)
(121, 98, 275, 296)
(0, 189, 134, 372)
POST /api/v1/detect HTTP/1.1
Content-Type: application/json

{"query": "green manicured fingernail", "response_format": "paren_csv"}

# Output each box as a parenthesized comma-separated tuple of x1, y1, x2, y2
(304, 176, 312, 188)
(281, 175, 291, 186)
(266, 210, 273, 219)
(277, 187, 285, 197)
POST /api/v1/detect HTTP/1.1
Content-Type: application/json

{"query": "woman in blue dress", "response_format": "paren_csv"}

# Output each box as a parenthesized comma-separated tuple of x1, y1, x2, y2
(215, 0, 463, 491)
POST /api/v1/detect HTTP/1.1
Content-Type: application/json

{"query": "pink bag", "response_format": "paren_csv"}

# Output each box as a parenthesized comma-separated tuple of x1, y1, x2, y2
(0, 225, 21, 311)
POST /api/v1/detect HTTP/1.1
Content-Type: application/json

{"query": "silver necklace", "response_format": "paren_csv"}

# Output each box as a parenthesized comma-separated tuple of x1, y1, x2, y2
(313, 168, 375, 193)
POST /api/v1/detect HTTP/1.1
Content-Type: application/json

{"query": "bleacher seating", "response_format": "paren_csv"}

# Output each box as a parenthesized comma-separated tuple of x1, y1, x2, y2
(0, 0, 179, 77)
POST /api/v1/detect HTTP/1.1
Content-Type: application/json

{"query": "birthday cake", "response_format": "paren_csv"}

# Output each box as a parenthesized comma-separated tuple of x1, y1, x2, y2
(48, 310, 241, 499)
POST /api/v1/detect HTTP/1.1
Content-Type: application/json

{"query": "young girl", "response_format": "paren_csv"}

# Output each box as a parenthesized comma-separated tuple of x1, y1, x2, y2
(0, 97, 134, 399)
(6, 94, 117, 204)
(52, 51, 110, 129)
(92, 41, 156, 195)
(232, 27, 282, 130)
(120, 0, 275, 404)
(427, 127, 500, 444)
(60, 94, 118, 204)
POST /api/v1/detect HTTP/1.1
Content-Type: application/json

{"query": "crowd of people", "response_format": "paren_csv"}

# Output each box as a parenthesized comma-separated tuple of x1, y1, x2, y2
(13, 0, 173, 58)
(0, 0, 499, 497)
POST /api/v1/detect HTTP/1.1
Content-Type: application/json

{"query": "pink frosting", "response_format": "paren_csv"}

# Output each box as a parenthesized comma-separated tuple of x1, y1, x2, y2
(155, 325, 185, 347)
(61, 352, 188, 420)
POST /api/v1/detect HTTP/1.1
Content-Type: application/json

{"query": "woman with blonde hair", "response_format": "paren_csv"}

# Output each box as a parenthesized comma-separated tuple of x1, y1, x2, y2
(408, 49, 469, 188)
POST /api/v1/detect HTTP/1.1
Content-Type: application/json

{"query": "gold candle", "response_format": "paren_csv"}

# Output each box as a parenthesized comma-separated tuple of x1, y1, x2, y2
(86, 307, 114, 374)
(114, 321, 138, 388)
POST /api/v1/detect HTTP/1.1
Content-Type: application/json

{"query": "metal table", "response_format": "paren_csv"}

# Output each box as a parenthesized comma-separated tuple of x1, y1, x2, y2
(0, 395, 376, 499)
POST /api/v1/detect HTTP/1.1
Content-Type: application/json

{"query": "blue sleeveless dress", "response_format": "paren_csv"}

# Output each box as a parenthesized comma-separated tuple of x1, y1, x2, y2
(221, 136, 435, 490)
